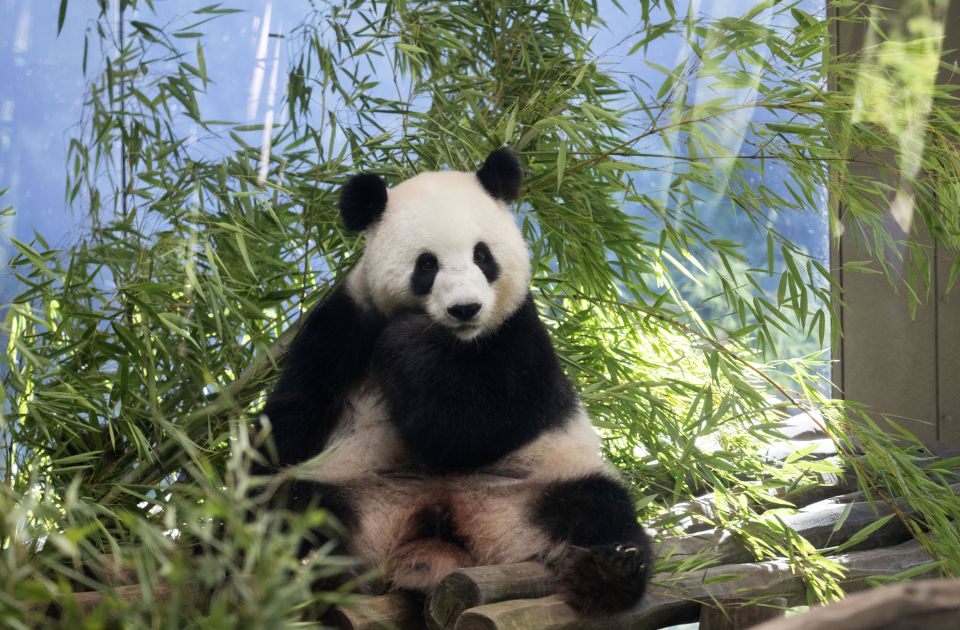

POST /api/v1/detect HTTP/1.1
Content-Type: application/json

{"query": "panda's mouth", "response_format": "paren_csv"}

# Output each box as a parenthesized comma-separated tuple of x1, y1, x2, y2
(450, 322, 483, 338)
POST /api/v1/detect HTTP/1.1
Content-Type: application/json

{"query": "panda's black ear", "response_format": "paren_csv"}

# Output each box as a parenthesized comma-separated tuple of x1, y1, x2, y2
(477, 147, 522, 202)
(339, 173, 388, 231)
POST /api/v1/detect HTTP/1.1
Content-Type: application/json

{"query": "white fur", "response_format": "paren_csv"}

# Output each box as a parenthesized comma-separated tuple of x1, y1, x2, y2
(349, 171, 530, 339)
(297, 384, 613, 592)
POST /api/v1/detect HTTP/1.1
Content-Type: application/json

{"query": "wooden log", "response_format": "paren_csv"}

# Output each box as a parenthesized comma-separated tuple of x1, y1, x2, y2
(669, 468, 856, 534)
(67, 584, 134, 615)
(780, 482, 955, 551)
(761, 438, 837, 462)
(22, 580, 199, 624)
(750, 578, 960, 630)
(425, 562, 556, 629)
(773, 496, 908, 551)
(657, 526, 754, 566)
(776, 411, 827, 441)
(69, 583, 174, 613)
(330, 593, 423, 630)
(453, 595, 574, 630)
(660, 483, 960, 566)
(453, 539, 934, 630)
(669, 445, 960, 536)
(658, 417, 832, 493)
(777, 472, 857, 511)
(699, 597, 786, 630)
(827, 540, 939, 595)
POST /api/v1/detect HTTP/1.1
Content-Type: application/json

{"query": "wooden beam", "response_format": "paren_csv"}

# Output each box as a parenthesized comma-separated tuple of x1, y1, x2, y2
(660, 483, 960, 566)
(750, 578, 960, 630)
(668, 466, 856, 534)
(425, 562, 556, 629)
(699, 597, 787, 630)
(22, 581, 199, 624)
(329, 593, 423, 630)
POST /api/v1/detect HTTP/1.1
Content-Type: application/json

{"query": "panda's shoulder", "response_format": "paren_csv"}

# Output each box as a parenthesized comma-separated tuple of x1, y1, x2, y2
(500, 406, 614, 481)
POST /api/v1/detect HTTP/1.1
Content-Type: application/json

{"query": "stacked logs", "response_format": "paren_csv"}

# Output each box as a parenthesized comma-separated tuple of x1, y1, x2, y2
(332, 541, 937, 629)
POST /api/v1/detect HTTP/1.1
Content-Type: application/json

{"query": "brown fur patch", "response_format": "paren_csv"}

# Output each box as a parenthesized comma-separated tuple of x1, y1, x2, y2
(388, 539, 474, 590)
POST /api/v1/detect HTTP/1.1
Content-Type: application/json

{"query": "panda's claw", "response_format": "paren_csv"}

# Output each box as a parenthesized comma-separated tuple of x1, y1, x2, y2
(557, 542, 652, 616)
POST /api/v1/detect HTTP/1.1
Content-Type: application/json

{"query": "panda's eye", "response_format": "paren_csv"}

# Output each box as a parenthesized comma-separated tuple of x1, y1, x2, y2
(473, 244, 489, 264)
(416, 253, 438, 272)
(473, 242, 500, 282)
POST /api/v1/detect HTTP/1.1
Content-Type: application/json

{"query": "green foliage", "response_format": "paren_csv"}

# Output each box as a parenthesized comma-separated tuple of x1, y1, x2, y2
(4, 0, 960, 625)
(1, 422, 358, 627)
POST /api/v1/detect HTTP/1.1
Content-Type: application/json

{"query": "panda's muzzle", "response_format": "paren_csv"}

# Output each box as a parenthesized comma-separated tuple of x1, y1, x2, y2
(447, 302, 481, 322)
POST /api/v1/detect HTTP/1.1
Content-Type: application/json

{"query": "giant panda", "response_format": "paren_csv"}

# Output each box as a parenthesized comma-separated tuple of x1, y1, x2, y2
(257, 148, 652, 615)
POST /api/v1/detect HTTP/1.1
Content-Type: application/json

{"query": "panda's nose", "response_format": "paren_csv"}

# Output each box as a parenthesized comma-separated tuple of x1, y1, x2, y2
(447, 303, 481, 321)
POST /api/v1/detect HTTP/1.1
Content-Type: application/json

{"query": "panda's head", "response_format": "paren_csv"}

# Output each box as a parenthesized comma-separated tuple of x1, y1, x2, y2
(340, 148, 528, 341)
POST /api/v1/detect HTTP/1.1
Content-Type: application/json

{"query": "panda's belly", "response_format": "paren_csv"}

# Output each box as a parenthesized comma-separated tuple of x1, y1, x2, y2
(345, 471, 551, 591)
(295, 382, 612, 591)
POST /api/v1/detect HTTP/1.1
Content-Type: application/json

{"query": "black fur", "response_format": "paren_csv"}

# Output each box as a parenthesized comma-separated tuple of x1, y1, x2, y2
(410, 503, 466, 547)
(557, 543, 651, 615)
(473, 241, 500, 282)
(282, 480, 358, 532)
(372, 293, 576, 473)
(256, 284, 385, 472)
(272, 479, 357, 562)
(534, 475, 643, 545)
(340, 173, 388, 231)
(411, 252, 439, 295)
(476, 147, 522, 202)
(533, 474, 652, 614)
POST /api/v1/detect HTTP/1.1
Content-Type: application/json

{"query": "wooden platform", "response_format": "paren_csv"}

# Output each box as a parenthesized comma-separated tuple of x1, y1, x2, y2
(332, 540, 938, 629)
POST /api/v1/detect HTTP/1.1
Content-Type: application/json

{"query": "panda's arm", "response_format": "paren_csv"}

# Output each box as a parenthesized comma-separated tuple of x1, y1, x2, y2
(256, 283, 384, 471)
(372, 294, 575, 473)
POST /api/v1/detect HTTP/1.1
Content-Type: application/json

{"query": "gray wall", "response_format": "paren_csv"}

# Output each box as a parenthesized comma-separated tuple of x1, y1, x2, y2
(832, 0, 960, 447)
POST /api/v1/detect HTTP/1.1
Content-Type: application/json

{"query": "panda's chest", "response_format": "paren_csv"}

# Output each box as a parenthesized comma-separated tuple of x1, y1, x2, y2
(294, 381, 404, 482)
(295, 380, 545, 485)
(296, 379, 604, 490)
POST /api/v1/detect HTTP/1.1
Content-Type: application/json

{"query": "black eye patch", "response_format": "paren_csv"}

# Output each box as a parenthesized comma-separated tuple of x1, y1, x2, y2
(473, 242, 500, 283)
(411, 252, 439, 295)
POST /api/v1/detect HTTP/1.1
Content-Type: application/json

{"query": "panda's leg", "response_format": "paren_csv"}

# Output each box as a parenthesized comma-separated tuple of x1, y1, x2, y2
(277, 479, 358, 560)
(532, 474, 652, 615)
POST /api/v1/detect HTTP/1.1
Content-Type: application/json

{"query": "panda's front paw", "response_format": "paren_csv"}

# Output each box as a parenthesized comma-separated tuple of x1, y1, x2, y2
(380, 310, 455, 349)
(557, 543, 651, 615)
(384, 309, 432, 333)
